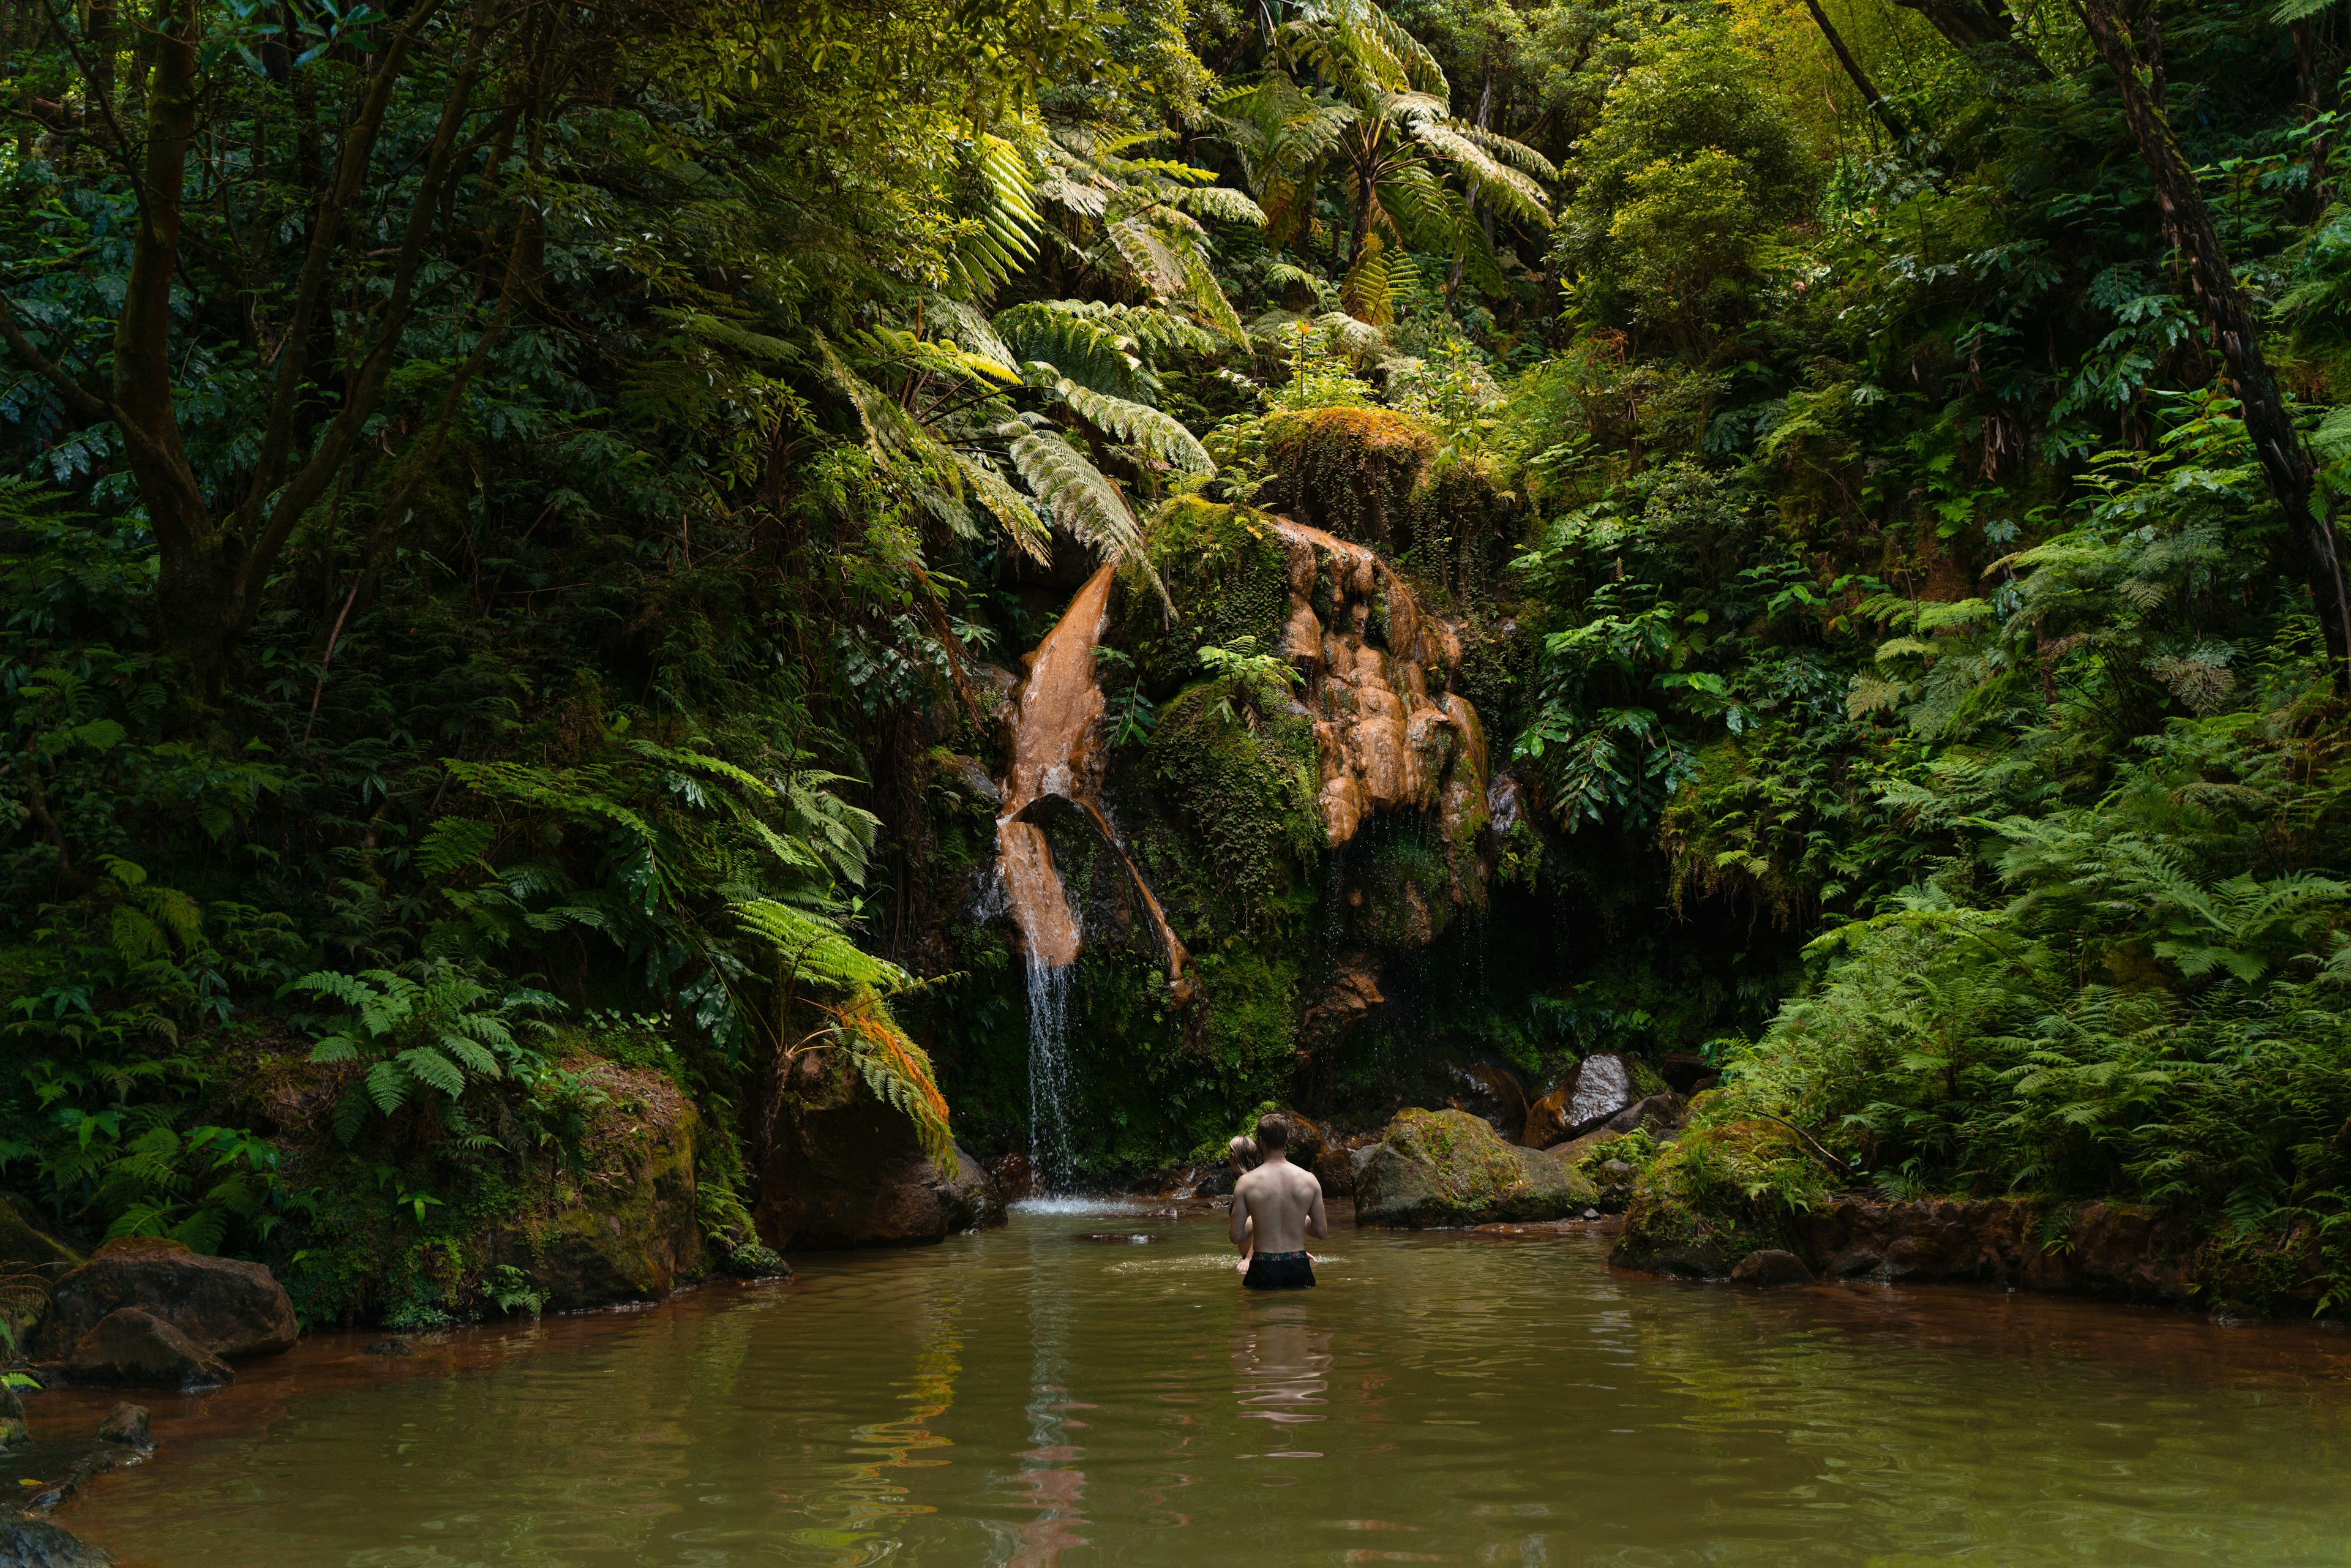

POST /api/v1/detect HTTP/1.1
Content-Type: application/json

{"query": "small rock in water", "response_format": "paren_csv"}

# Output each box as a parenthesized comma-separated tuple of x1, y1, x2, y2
(64, 1309, 231, 1393)
(1730, 1250, 1814, 1288)
(362, 1337, 414, 1358)
(94, 1403, 150, 1449)
(0, 1520, 116, 1567)
(1583, 1209, 1600, 1221)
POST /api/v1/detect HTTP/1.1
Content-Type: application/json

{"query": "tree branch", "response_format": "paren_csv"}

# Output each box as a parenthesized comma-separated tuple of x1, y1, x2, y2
(233, 0, 453, 528)
(2074, 0, 2351, 688)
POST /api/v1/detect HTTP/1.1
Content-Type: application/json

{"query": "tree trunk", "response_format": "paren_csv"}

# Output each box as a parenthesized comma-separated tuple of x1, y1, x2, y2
(1888, 0, 2047, 78)
(1802, 0, 1913, 144)
(2075, 0, 2351, 688)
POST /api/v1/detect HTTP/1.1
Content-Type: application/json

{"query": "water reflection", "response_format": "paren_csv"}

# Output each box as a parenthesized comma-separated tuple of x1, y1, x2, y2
(1234, 1306, 1331, 1458)
(1004, 1226, 1088, 1567)
(53, 1211, 2351, 1567)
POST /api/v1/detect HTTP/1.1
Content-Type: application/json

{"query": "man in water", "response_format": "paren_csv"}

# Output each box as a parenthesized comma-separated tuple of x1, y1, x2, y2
(1229, 1116, 1327, 1289)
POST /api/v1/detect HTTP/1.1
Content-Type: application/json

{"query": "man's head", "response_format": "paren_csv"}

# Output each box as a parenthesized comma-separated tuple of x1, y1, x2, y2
(1255, 1115, 1289, 1154)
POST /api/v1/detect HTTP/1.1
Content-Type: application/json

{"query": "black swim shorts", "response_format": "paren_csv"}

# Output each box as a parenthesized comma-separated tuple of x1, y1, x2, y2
(1243, 1250, 1316, 1290)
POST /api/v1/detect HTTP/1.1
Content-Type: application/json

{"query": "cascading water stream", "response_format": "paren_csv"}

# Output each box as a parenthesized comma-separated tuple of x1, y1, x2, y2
(993, 565, 1190, 1194)
(1022, 955, 1078, 1191)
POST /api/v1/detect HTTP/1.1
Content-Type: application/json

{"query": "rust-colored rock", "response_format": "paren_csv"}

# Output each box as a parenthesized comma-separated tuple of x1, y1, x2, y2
(39, 1237, 296, 1362)
(1302, 955, 1385, 1043)
(1270, 520, 1487, 853)
(994, 563, 1191, 991)
(64, 1308, 231, 1392)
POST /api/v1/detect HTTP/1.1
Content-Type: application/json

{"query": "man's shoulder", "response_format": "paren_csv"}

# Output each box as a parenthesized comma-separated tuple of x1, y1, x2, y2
(1283, 1163, 1322, 1195)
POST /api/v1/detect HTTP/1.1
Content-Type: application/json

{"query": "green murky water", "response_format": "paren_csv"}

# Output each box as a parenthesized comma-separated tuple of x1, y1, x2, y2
(54, 1200, 2351, 1565)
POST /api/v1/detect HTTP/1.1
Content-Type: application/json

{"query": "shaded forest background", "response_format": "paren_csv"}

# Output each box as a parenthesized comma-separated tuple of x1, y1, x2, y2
(7, 0, 2351, 1319)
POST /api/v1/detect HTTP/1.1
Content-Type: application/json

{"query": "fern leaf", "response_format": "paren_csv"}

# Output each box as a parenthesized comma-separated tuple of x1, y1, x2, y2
(1008, 428, 1145, 557)
(400, 1046, 468, 1098)
(1056, 381, 1215, 474)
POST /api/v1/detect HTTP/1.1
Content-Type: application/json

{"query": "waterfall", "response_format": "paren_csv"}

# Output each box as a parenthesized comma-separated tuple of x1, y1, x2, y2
(1024, 953, 1078, 1192)
(992, 563, 1197, 1194)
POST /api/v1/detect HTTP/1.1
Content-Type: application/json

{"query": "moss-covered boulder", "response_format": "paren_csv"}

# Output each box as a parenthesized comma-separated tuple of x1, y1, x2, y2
(1116, 497, 1292, 688)
(1355, 1108, 1598, 1227)
(517, 1071, 707, 1310)
(1261, 408, 1436, 552)
(1611, 1120, 1823, 1277)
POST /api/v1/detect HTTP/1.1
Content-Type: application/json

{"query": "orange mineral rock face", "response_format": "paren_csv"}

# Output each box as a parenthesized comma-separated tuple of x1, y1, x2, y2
(993, 563, 1190, 990)
(1270, 519, 1488, 851)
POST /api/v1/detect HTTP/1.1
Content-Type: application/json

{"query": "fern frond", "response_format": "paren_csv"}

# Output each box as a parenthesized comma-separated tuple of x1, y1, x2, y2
(1007, 427, 1149, 563)
(830, 988, 956, 1172)
(1056, 381, 1215, 474)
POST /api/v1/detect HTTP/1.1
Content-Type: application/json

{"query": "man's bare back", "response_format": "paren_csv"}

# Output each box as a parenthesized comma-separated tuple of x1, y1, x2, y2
(1229, 1117, 1327, 1290)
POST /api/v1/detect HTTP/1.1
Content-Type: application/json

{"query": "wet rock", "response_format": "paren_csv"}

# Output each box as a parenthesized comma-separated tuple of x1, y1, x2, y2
(1793, 1198, 2195, 1303)
(937, 751, 1003, 807)
(1445, 1063, 1529, 1144)
(362, 1337, 414, 1357)
(0, 1520, 116, 1567)
(1302, 956, 1385, 1045)
(511, 1063, 710, 1311)
(1658, 1053, 1713, 1095)
(1730, 1250, 1813, 1288)
(1522, 1054, 1635, 1149)
(37, 1238, 294, 1363)
(93, 1404, 149, 1449)
(1601, 1092, 1685, 1137)
(0, 1382, 24, 1449)
(991, 1152, 1038, 1203)
(759, 1063, 1005, 1250)
(1355, 1109, 1599, 1228)
(64, 1308, 230, 1392)
(1544, 1128, 1622, 1163)
(1273, 519, 1487, 861)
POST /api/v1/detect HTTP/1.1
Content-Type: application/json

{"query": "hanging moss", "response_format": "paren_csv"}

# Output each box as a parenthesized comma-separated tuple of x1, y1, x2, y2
(1258, 408, 1524, 612)
(1146, 678, 1321, 916)
(1116, 495, 1292, 689)
(1261, 408, 1436, 550)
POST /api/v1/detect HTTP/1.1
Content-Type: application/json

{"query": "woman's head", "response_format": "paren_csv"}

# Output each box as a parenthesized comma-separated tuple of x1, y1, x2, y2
(1228, 1134, 1261, 1172)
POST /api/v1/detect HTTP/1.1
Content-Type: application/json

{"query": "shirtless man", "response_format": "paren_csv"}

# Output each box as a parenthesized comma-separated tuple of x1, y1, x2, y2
(1228, 1116, 1327, 1290)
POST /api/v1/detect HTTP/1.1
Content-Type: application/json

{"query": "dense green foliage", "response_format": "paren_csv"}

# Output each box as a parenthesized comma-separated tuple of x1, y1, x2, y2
(7, 0, 2351, 1315)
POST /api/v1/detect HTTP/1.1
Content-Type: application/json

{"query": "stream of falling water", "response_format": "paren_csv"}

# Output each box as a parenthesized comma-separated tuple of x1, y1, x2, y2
(1024, 953, 1077, 1191)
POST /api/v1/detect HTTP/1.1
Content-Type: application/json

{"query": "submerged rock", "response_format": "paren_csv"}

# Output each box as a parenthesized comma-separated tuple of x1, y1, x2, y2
(0, 1383, 24, 1450)
(1523, 1054, 1636, 1149)
(1794, 1198, 2196, 1303)
(93, 1404, 149, 1449)
(1730, 1250, 1813, 1288)
(1355, 1109, 1599, 1228)
(64, 1308, 230, 1392)
(37, 1238, 294, 1363)
(0, 1521, 116, 1567)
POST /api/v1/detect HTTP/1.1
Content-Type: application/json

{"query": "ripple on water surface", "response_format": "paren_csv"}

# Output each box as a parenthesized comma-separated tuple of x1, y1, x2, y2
(45, 1207, 2351, 1567)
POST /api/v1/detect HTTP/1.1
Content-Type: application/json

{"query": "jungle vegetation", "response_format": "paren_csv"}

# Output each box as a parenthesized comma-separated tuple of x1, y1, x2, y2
(6, 0, 2351, 1316)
